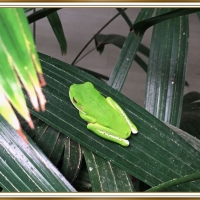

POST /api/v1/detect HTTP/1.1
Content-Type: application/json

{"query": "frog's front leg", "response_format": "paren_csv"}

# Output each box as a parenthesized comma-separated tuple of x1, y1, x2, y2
(87, 123, 129, 147)
(106, 97, 138, 134)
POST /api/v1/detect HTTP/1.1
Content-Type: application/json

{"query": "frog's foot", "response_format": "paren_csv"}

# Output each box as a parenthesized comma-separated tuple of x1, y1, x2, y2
(87, 123, 129, 147)
(98, 130, 129, 146)
(127, 122, 138, 134)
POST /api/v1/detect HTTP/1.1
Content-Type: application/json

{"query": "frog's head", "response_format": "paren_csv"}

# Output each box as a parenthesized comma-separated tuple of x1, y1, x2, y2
(69, 82, 95, 114)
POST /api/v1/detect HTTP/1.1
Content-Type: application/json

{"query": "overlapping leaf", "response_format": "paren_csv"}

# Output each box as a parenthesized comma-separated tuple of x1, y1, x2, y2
(0, 116, 76, 192)
(108, 8, 154, 90)
(0, 8, 45, 139)
(145, 8, 189, 127)
(27, 8, 67, 56)
(86, 8, 154, 192)
(94, 33, 149, 73)
(47, 11, 67, 55)
(23, 53, 200, 191)
(19, 114, 82, 183)
(83, 148, 135, 192)
(27, 8, 61, 24)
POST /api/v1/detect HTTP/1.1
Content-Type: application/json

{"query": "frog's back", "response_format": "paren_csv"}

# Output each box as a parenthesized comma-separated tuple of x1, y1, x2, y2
(88, 95, 130, 134)
(80, 82, 130, 134)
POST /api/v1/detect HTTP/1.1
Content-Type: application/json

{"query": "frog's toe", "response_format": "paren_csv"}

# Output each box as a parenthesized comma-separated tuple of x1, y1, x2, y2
(131, 126, 138, 134)
(124, 139, 129, 146)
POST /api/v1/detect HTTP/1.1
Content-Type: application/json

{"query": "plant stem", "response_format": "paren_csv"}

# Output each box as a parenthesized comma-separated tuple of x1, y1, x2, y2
(74, 47, 96, 65)
(146, 172, 200, 192)
(71, 8, 127, 65)
(116, 8, 132, 28)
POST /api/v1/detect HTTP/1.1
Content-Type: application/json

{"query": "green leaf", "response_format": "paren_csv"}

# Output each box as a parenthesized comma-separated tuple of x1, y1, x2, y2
(94, 33, 149, 73)
(83, 148, 135, 192)
(72, 10, 132, 191)
(91, 9, 154, 191)
(19, 114, 82, 183)
(25, 53, 200, 191)
(147, 171, 200, 192)
(146, 124, 200, 191)
(47, 11, 67, 55)
(145, 8, 188, 127)
(167, 123, 200, 153)
(27, 8, 61, 24)
(134, 54, 148, 73)
(0, 8, 45, 138)
(94, 33, 188, 87)
(116, 8, 132, 28)
(0, 116, 76, 192)
(93, 11, 153, 191)
(94, 33, 150, 57)
(95, 34, 125, 51)
(131, 8, 200, 36)
(108, 8, 154, 91)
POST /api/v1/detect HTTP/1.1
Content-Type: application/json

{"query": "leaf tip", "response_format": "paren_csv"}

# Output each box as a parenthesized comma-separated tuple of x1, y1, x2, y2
(38, 73, 46, 87)
(17, 129, 28, 143)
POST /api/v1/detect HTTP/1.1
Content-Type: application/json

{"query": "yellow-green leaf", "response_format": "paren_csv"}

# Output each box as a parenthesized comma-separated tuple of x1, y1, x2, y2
(0, 8, 46, 140)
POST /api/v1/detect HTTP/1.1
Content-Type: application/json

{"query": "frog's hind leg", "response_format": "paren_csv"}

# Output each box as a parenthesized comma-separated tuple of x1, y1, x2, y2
(106, 97, 138, 134)
(87, 123, 129, 147)
(79, 111, 96, 123)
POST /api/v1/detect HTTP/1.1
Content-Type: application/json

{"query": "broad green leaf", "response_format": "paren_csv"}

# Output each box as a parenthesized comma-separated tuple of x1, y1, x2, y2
(145, 8, 188, 127)
(108, 8, 154, 91)
(93, 8, 154, 191)
(109, 8, 198, 92)
(92, 9, 153, 191)
(0, 8, 45, 139)
(87, 9, 153, 192)
(83, 148, 135, 192)
(131, 8, 200, 36)
(27, 8, 61, 24)
(71, 8, 134, 192)
(24, 53, 200, 191)
(147, 123, 200, 191)
(0, 116, 76, 192)
(47, 11, 67, 55)
(167, 123, 200, 153)
(19, 114, 82, 183)
(94, 33, 188, 87)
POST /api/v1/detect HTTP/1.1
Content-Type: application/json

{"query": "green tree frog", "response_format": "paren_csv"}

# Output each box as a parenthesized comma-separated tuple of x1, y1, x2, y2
(69, 82, 138, 147)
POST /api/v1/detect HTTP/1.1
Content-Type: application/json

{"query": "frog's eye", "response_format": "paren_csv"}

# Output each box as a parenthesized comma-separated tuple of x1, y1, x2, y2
(73, 97, 77, 103)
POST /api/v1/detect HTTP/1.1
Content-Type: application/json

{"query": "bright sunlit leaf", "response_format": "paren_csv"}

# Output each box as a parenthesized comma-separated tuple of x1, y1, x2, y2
(0, 8, 46, 142)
